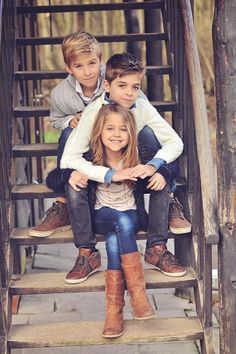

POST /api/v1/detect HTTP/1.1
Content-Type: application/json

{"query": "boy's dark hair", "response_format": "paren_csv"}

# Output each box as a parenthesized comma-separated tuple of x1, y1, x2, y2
(105, 52, 145, 83)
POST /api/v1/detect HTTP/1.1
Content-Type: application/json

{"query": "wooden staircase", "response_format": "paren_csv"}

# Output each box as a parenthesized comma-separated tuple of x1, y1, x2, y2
(0, 1, 218, 353)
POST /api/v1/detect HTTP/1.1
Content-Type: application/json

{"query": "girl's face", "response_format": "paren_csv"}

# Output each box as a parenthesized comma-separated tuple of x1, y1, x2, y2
(101, 113, 129, 154)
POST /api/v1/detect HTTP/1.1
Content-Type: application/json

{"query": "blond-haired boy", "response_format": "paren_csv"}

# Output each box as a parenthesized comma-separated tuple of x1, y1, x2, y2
(29, 31, 105, 237)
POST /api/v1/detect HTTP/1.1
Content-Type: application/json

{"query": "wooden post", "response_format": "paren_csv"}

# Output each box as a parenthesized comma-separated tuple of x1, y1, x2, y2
(213, 1, 236, 353)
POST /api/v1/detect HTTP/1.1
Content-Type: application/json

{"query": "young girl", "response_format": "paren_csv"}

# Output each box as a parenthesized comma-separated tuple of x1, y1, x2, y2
(90, 104, 154, 338)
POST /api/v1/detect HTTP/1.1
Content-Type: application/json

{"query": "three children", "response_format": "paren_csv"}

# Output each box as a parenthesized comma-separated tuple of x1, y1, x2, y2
(61, 52, 186, 286)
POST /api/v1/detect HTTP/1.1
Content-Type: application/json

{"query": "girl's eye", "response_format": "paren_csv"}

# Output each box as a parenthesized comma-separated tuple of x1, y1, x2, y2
(121, 128, 127, 132)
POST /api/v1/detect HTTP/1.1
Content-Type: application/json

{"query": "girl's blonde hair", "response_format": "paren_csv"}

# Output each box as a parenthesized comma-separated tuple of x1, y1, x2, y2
(90, 104, 139, 170)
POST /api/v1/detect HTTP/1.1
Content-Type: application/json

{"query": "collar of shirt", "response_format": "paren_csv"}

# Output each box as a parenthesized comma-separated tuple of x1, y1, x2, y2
(75, 76, 101, 103)
(104, 93, 136, 109)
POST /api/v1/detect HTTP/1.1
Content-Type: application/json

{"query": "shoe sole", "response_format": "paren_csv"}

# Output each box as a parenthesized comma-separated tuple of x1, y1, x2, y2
(102, 331, 123, 338)
(169, 225, 191, 234)
(64, 266, 101, 284)
(133, 313, 155, 320)
(29, 224, 71, 237)
(145, 261, 187, 277)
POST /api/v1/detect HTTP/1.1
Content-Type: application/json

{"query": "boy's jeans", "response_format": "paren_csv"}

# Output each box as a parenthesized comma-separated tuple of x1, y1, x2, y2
(94, 207, 139, 270)
(66, 126, 171, 250)
(57, 126, 73, 169)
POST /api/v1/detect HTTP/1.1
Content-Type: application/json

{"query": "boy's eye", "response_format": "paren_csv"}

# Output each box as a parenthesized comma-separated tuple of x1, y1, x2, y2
(133, 86, 140, 91)
(118, 85, 126, 89)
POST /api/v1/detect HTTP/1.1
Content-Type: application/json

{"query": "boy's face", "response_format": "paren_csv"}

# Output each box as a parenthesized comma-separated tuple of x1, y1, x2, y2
(66, 52, 101, 92)
(104, 72, 142, 108)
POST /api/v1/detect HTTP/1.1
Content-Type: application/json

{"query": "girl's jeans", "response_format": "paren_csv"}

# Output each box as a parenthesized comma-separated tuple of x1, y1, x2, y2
(94, 207, 140, 270)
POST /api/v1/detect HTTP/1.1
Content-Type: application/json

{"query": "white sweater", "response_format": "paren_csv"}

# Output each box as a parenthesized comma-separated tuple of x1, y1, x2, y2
(60, 93, 183, 183)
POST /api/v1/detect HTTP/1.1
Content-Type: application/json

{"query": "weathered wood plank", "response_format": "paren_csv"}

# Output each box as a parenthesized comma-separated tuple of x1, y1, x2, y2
(14, 101, 176, 118)
(10, 228, 189, 246)
(13, 143, 58, 157)
(16, 33, 168, 46)
(9, 267, 197, 295)
(8, 317, 203, 348)
(213, 1, 236, 352)
(179, 0, 218, 245)
(17, 1, 163, 14)
(14, 66, 172, 81)
(11, 178, 186, 200)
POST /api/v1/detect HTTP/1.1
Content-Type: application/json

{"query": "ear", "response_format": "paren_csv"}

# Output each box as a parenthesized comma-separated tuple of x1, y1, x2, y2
(65, 64, 73, 75)
(103, 80, 111, 93)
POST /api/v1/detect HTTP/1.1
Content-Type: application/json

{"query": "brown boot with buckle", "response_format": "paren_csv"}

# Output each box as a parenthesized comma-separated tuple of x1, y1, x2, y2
(29, 201, 71, 237)
(145, 244, 186, 277)
(102, 270, 125, 338)
(121, 252, 154, 320)
(64, 248, 101, 284)
(169, 198, 191, 234)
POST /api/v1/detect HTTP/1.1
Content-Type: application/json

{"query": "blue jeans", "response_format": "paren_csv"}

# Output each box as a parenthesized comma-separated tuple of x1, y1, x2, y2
(94, 207, 140, 270)
(57, 126, 73, 169)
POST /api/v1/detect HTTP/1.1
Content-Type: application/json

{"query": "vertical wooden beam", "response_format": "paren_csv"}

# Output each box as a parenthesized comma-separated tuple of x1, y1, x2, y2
(213, 1, 236, 353)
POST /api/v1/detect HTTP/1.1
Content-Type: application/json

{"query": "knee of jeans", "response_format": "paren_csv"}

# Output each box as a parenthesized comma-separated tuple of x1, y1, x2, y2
(138, 126, 161, 148)
(115, 214, 136, 234)
(106, 233, 119, 255)
(65, 184, 87, 205)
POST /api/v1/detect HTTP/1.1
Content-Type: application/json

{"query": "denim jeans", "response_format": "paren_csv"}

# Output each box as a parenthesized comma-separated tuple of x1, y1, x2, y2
(94, 207, 139, 270)
(57, 126, 73, 169)
(65, 126, 173, 250)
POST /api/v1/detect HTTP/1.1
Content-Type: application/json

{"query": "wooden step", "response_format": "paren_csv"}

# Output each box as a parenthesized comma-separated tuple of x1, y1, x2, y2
(13, 143, 58, 157)
(11, 178, 186, 200)
(8, 317, 203, 348)
(14, 100, 176, 119)
(10, 228, 189, 246)
(10, 268, 197, 295)
(17, 1, 163, 14)
(16, 33, 168, 46)
(14, 106, 50, 118)
(14, 65, 172, 81)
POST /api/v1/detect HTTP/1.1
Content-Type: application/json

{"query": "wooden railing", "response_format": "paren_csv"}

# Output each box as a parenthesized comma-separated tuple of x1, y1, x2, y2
(167, 1, 218, 352)
(0, 0, 16, 350)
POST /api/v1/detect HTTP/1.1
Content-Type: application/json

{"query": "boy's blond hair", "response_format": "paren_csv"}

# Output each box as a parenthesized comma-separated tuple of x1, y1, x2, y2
(105, 52, 145, 83)
(62, 31, 102, 67)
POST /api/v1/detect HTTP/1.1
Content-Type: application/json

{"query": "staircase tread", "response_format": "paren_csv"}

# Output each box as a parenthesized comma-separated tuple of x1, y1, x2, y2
(13, 143, 58, 157)
(11, 228, 189, 245)
(11, 178, 186, 199)
(10, 268, 197, 295)
(15, 65, 172, 76)
(8, 317, 203, 348)
(17, 1, 163, 14)
(16, 33, 168, 46)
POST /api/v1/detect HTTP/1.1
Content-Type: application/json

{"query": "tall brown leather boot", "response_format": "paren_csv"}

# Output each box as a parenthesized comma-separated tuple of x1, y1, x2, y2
(121, 252, 154, 320)
(102, 270, 125, 338)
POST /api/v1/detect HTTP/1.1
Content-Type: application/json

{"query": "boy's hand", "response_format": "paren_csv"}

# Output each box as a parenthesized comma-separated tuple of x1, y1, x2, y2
(130, 164, 156, 179)
(69, 170, 88, 191)
(147, 172, 166, 191)
(112, 168, 137, 182)
(69, 112, 82, 128)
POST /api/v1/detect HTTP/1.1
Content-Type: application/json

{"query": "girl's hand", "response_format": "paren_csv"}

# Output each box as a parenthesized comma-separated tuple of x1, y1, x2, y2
(69, 170, 88, 191)
(147, 172, 166, 190)
(130, 164, 156, 179)
(69, 112, 82, 128)
(112, 168, 137, 182)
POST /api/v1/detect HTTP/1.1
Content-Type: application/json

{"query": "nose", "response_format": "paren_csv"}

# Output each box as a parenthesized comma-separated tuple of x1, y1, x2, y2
(83, 66, 91, 76)
(125, 87, 133, 97)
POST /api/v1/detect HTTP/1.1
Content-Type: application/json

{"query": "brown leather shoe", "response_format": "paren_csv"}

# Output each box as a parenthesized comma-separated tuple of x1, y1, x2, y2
(29, 201, 71, 237)
(169, 198, 191, 234)
(64, 248, 101, 284)
(145, 244, 186, 277)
